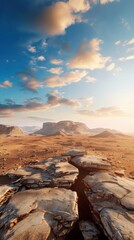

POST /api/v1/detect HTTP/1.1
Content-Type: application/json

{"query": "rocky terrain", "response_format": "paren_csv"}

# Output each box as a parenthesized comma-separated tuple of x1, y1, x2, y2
(0, 125, 25, 136)
(0, 149, 134, 239)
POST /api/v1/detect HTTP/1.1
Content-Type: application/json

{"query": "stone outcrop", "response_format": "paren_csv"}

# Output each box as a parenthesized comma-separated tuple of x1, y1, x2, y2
(7, 156, 79, 189)
(71, 155, 111, 170)
(0, 124, 25, 136)
(62, 149, 86, 157)
(8, 157, 79, 188)
(0, 188, 78, 239)
(84, 172, 134, 240)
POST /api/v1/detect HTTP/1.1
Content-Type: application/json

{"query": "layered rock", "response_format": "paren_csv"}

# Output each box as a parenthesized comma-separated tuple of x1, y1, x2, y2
(7, 156, 78, 188)
(84, 172, 134, 240)
(0, 188, 78, 239)
(71, 155, 111, 170)
(0, 185, 18, 206)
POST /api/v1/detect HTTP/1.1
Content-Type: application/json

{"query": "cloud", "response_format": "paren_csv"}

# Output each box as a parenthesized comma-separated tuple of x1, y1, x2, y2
(44, 70, 88, 87)
(79, 97, 93, 107)
(23, 78, 43, 91)
(0, 91, 79, 117)
(106, 63, 115, 71)
(69, 38, 110, 69)
(50, 59, 63, 65)
(115, 40, 121, 46)
(37, 56, 46, 61)
(127, 38, 134, 45)
(77, 106, 127, 117)
(28, 46, 36, 53)
(119, 55, 134, 61)
(121, 18, 130, 31)
(17, 71, 44, 91)
(34, 0, 90, 36)
(91, 0, 118, 4)
(0, 80, 12, 88)
(86, 76, 96, 82)
(68, 0, 90, 12)
(47, 67, 63, 75)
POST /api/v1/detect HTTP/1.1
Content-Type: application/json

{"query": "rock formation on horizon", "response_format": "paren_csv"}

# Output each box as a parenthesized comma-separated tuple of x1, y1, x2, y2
(34, 120, 91, 136)
(0, 124, 25, 136)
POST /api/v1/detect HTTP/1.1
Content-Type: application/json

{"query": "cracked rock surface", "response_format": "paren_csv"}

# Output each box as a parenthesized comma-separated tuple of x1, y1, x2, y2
(0, 188, 78, 240)
(71, 155, 111, 170)
(7, 156, 78, 189)
(84, 172, 134, 240)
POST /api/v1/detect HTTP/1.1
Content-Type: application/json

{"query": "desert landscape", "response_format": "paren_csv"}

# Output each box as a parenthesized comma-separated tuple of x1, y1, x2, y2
(0, 121, 134, 240)
(1, 0, 134, 239)
(0, 121, 134, 178)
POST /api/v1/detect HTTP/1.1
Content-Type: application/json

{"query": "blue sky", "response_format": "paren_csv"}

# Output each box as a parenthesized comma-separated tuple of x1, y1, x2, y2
(0, 0, 134, 132)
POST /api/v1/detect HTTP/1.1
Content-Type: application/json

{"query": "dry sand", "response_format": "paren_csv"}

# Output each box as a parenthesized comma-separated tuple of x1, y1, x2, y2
(0, 134, 134, 177)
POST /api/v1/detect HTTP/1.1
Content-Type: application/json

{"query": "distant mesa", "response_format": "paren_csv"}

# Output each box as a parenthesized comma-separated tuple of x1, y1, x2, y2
(34, 120, 122, 137)
(34, 120, 90, 136)
(0, 124, 25, 136)
(92, 130, 116, 138)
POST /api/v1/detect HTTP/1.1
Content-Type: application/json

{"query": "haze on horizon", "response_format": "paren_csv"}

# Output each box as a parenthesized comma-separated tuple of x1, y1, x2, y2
(0, 0, 134, 133)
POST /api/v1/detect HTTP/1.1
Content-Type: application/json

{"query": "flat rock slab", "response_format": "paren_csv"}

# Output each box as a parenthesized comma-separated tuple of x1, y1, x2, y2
(84, 172, 134, 240)
(71, 155, 111, 170)
(62, 149, 86, 157)
(7, 157, 78, 189)
(79, 221, 101, 240)
(0, 185, 18, 206)
(1, 188, 78, 239)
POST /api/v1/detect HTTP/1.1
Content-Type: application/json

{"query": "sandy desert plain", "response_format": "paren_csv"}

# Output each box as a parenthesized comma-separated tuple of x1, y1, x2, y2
(0, 132, 134, 178)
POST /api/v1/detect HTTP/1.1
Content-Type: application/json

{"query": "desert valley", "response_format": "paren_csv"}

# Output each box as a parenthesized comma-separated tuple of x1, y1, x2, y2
(0, 121, 134, 240)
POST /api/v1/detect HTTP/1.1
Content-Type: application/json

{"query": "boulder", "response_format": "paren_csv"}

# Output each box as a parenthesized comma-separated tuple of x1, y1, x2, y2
(84, 172, 134, 240)
(7, 156, 78, 189)
(62, 149, 86, 157)
(71, 155, 111, 170)
(0, 188, 78, 239)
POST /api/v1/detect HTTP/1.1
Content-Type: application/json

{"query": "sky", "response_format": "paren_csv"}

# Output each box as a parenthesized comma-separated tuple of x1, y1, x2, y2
(0, 0, 134, 132)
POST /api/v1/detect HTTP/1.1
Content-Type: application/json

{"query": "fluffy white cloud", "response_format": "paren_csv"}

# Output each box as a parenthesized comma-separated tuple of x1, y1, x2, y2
(24, 78, 43, 91)
(68, 0, 90, 12)
(28, 46, 36, 53)
(47, 67, 63, 75)
(50, 59, 63, 65)
(69, 38, 110, 70)
(91, 0, 117, 4)
(44, 70, 88, 87)
(127, 38, 134, 45)
(119, 55, 134, 61)
(107, 63, 115, 71)
(115, 40, 121, 45)
(86, 76, 96, 82)
(37, 56, 46, 61)
(35, 0, 90, 36)
(0, 80, 12, 88)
